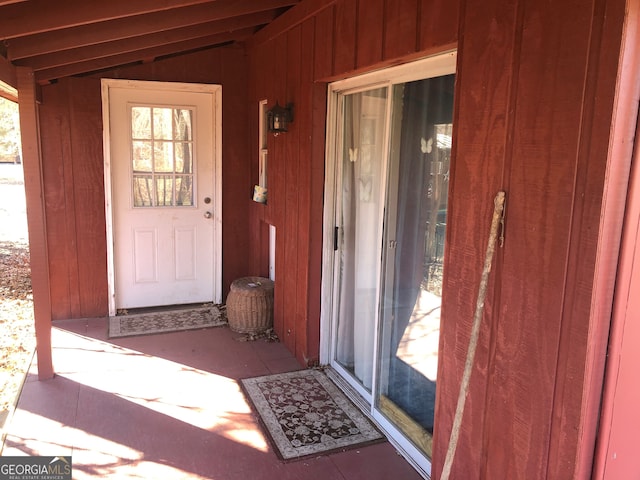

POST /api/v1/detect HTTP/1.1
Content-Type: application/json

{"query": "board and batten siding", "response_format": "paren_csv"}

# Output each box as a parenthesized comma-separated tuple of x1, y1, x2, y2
(246, 0, 634, 478)
(246, 0, 459, 372)
(437, 0, 634, 478)
(38, 45, 251, 320)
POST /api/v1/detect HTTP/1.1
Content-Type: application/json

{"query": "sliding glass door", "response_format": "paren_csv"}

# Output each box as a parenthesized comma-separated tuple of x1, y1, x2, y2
(324, 53, 456, 475)
(334, 86, 388, 394)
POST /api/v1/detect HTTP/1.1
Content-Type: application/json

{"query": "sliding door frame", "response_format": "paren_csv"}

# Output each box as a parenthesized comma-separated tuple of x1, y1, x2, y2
(319, 51, 457, 479)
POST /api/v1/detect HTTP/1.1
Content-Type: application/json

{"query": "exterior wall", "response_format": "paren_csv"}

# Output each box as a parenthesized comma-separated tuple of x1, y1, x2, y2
(247, 0, 632, 478)
(435, 0, 631, 478)
(593, 3, 640, 472)
(39, 45, 251, 319)
(246, 0, 459, 368)
(40, 77, 109, 319)
(594, 113, 640, 479)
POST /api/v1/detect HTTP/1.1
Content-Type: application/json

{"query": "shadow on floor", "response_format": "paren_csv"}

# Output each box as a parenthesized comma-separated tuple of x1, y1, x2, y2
(2, 318, 424, 480)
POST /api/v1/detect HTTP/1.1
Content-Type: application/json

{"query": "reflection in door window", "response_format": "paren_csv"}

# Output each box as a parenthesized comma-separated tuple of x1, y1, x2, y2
(377, 75, 455, 458)
(130, 106, 194, 207)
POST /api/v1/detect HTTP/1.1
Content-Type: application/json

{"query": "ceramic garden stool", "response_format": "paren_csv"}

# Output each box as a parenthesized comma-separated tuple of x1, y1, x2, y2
(226, 276, 274, 334)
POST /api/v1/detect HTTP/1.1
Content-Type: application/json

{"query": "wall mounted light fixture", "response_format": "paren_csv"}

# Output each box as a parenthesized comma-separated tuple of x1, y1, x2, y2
(267, 101, 293, 135)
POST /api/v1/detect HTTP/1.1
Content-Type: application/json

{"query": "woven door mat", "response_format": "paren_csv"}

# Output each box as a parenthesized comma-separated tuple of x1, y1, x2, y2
(109, 304, 226, 338)
(241, 369, 384, 461)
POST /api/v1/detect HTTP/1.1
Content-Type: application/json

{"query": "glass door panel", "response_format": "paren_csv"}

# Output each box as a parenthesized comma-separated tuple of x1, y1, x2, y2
(334, 87, 388, 393)
(326, 55, 456, 475)
(376, 75, 455, 459)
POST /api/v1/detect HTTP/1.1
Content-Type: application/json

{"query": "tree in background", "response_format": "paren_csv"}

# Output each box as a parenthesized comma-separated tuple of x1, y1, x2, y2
(0, 97, 21, 163)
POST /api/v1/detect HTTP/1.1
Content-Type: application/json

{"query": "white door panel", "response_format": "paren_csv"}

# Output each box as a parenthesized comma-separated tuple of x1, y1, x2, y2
(102, 80, 222, 311)
(133, 228, 158, 283)
(174, 226, 197, 280)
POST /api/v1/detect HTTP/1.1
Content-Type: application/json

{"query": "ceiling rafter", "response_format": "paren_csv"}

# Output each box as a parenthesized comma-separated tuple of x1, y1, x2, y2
(0, 0, 300, 82)
(0, 0, 219, 39)
(16, 11, 278, 72)
(6, 0, 297, 61)
(34, 28, 256, 84)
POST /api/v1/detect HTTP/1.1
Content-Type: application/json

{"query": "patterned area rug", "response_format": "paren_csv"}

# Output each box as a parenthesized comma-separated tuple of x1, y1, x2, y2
(242, 369, 384, 460)
(108, 304, 226, 338)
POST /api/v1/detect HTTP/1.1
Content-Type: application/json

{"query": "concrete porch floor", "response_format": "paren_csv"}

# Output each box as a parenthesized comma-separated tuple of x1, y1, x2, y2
(1, 318, 424, 479)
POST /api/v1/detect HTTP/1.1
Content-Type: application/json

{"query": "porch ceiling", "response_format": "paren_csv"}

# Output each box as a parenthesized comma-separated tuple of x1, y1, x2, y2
(0, 0, 300, 85)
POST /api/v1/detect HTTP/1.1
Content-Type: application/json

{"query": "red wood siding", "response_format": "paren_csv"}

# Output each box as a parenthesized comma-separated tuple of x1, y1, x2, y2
(248, 0, 630, 478)
(247, 0, 458, 365)
(333, 0, 357, 74)
(40, 77, 108, 320)
(545, 0, 633, 476)
(313, 6, 334, 80)
(383, 0, 419, 59)
(39, 46, 250, 319)
(434, 0, 630, 479)
(356, 0, 383, 68)
(592, 1, 640, 477)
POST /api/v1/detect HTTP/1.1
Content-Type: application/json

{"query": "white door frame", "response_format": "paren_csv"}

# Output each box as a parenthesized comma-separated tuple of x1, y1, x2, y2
(101, 79, 222, 316)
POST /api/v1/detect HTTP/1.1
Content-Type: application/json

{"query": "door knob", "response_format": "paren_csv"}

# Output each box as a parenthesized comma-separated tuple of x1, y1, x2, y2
(204, 211, 212, 219)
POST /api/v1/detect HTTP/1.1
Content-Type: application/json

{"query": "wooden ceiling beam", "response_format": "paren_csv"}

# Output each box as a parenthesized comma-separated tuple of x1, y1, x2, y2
(0, 0, 218, 39)
(0, 54, 17, 91)
(7, 0, 297, 60)
(18, 11, 277, 71)
(34, 28, 255, 84)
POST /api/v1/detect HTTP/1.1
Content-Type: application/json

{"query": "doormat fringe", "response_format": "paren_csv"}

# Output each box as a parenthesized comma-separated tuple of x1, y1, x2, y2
(108, 304, 227, 338)
(241, 369, 384, 461)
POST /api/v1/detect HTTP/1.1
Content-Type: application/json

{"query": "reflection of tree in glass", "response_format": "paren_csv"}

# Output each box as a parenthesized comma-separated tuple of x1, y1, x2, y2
(175, 109, 193, 206)
(133, 176, 153, 207)
(423, 123, 452, 297)
(131, 106, 151, 139)
(131, 107, 153, 207)
(153, 108, 173, 140)
(130, 107, 194, 207)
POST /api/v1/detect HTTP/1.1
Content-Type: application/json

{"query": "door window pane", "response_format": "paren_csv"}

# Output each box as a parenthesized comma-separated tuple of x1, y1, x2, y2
(377, 74, 455, 458)
(131, 106, 151, 139)
(130, 106, 195, 207)
(176, 143, 193, 173)
(175, 176, 193, 206)
(154, 142, 174, 172)
(155, 176, 174, 206)
(132, 141, 152, 172)
(133, 175, 153, 207)
(335, 87, 388, 392)
(174, 109, 193, 141)
(153, 108, 173, 140)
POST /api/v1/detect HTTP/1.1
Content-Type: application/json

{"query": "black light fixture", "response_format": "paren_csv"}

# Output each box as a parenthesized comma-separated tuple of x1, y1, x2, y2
(267, 101, 293, 136)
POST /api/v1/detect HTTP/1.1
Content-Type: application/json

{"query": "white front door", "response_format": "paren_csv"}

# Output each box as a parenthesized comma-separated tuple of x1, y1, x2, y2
(102, 79, 222, 313)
